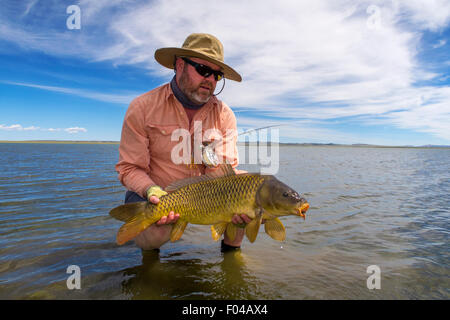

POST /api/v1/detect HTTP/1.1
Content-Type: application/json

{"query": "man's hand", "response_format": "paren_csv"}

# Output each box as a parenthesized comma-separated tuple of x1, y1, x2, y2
(146, 185, 168, 200)
(135, 188, 180, 250)
(148, 195, 180, 225)
(223, 214, 253, 247)
(147, 185, 180, 225)
(231, 214, 252, 227)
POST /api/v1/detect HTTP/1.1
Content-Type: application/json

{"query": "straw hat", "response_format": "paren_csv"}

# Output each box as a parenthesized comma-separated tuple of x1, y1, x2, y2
(154, 33, 242, 82)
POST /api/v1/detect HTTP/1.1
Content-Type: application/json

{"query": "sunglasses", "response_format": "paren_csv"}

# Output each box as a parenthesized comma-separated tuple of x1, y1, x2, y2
(182, 57, 224, 81)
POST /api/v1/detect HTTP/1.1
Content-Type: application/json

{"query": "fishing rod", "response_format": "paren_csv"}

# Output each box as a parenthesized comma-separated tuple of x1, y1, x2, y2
(201, 124, 283, 167)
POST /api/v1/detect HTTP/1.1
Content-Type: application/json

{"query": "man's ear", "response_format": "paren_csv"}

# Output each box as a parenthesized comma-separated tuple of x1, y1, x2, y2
(174, 56, 182, 74)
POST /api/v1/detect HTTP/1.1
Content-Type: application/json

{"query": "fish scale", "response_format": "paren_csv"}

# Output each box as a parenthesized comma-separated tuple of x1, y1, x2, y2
(110, 165, 309, 245)
(151, 174, 266, 225)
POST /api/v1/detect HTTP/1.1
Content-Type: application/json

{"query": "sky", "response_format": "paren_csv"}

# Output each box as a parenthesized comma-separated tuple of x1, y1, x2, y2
(0, 0, 449, 146)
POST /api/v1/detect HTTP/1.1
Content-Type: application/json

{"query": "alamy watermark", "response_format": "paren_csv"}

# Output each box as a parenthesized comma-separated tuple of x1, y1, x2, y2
(366, 265, 381, 290)
(366, 5, 381, 30)
(66, 265, 81, 290)
(170, 121, 279, 175)
(66, 5, 81, 30)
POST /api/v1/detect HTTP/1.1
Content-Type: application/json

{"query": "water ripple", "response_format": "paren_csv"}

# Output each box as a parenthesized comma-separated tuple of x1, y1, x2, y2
(0, 144, 449, 299)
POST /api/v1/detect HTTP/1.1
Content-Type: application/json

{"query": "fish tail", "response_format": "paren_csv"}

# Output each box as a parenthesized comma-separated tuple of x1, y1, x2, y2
(109, 202, 157, 245)
(109, 202, 149, 222)
(117, 211, 157, 245)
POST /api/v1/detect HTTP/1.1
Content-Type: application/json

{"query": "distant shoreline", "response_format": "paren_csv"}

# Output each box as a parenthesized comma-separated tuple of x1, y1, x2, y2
(0, 140, 449, 149)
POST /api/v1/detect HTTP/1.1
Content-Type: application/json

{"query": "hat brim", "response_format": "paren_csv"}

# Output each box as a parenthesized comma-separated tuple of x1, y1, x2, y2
(155, 47, 242, 82)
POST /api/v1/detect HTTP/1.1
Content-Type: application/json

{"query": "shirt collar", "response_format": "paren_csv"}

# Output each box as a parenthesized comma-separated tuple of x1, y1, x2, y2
(166, 77, 219, 108)
(170, 76, 205, 110)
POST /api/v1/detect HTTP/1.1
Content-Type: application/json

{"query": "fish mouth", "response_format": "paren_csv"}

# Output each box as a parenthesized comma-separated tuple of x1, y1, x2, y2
(296, 203, 309, 220)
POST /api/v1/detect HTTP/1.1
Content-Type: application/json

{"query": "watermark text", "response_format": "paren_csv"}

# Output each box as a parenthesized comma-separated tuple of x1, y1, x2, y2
(66, 5, 81, 30)
(366, 265, 381, 290)
(66, 265, 81, 290)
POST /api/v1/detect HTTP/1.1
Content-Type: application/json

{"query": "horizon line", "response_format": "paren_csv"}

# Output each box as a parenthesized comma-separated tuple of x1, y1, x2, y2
(0, 140, 449, 148)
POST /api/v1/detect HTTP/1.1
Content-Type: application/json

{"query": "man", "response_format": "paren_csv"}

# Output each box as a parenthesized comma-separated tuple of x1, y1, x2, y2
(115, 33, 251, 252)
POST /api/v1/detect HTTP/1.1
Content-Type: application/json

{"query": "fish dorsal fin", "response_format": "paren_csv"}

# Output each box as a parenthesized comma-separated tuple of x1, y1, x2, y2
(165, 175, 214, 192)
(165, 164, 236, 192)
(208, 163, 236, 178)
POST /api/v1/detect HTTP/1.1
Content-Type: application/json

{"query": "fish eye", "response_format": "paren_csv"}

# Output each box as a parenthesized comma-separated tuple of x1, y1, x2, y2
(283, 192, 289, 197)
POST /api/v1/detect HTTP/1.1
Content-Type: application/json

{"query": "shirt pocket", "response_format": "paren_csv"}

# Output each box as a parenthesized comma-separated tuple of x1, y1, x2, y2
(147, 124, 186, 161)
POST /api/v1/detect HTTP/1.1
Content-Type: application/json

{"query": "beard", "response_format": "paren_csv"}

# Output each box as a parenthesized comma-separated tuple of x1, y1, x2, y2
(178, 66, 214, 104)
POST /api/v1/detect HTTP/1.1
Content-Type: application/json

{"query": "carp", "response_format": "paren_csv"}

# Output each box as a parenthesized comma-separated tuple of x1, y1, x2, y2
(110, 165, 309, 245)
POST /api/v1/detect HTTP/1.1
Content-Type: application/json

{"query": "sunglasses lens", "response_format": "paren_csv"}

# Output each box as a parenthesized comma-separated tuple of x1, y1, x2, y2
(197, 65, 223, 81)
(183, 58, 223, 81)
(196, 65, 212, 78)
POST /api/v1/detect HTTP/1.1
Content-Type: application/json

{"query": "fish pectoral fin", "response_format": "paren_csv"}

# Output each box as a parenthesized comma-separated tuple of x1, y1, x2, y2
(264, 218, 286, 241)
(245, 216, 262, 243)
(116, 212, 152, 245)
(170, 220, 188, 242)
(211, 222, 228, 241)
(109, 202, 148, 222)
(225, 223, 237, 242)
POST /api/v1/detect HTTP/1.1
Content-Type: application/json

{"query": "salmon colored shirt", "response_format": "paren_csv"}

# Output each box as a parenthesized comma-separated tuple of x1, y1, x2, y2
(116, 83, 242, 198)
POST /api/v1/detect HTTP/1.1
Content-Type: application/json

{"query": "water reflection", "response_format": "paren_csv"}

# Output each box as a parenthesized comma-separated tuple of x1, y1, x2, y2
(120, 248, 266, 300)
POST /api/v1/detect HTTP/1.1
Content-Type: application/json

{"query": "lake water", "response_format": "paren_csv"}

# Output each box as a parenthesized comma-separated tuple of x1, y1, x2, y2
(0, 143, 448, 299)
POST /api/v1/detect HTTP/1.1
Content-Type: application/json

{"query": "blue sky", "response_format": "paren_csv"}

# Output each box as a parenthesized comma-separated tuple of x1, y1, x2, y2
(0, 0, 449, 145)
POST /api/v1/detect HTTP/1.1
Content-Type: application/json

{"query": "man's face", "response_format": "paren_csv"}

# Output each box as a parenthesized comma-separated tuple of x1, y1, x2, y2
(176, 57, 221, 104)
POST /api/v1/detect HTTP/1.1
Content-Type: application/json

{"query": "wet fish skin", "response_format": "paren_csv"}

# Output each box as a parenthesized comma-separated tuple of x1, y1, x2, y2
(109, 165, 309, 245)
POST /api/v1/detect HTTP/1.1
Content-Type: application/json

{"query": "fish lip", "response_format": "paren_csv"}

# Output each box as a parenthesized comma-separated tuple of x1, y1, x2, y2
(296, 203, 309, 219)
(300, 202, 309, 213)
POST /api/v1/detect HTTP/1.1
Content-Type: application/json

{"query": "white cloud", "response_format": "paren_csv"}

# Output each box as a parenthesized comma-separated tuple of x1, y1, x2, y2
(0, 124, 23, 131)
(432, 39, 446, 49)
(1, 81, 137, 105)
(23, 126, 40, 131)
(0, 124, 41, 131)
(22, 0, 38, 18)
(0, 0, 449, 142)
(65, 127, 88, 134)
(0, 124, 87, 134)
(399, 0, 450, 31)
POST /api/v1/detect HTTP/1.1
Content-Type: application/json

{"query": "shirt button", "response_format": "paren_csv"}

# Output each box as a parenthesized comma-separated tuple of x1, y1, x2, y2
(162, 130, 166, 134)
